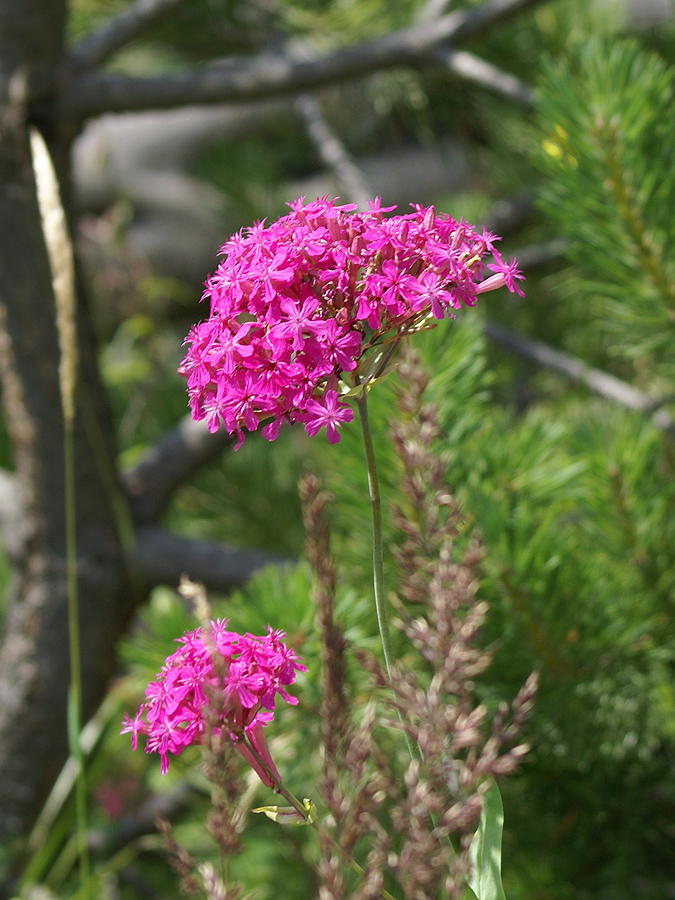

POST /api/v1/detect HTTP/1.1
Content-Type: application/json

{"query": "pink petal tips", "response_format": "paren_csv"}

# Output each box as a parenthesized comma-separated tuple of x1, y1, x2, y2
(121, 623, 305, 784)
(179, 196, 523, 448)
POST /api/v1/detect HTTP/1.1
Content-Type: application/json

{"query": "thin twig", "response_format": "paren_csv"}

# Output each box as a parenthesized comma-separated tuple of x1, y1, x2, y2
(430, 48, 534, 106)
(70, 0, 190, 70)
(60, 0, 550, 119)
(508, 238, 567, 269)
(483, 319, 675, 435)
(295, 93, 373, 210)
(417, 0, 454, 23)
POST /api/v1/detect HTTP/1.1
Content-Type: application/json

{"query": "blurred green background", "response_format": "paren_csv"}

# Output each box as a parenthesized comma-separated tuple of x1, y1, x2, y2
(5, 0, 675, 897)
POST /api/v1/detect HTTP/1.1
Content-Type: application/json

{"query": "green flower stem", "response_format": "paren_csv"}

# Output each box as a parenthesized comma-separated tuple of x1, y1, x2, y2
(64, 419, 90, 895)
(356, 390, 454, 859)
(241, 734, 308, 819)
(356, 392, 417, 769)
(241, 736, 398, 900)
(355, 393, 396, 682)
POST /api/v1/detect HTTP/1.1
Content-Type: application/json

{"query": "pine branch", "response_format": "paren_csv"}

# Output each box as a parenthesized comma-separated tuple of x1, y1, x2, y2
(60, 0, 548, 120)
(134, 525, 292, 592)
(536, 40, 675, 370)
(483, 320, 675, 435)
(70, 0, 190, 70)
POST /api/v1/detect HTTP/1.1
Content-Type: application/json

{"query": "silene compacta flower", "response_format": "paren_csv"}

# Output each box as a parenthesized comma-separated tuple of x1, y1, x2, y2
(121, 622, 305, 786)
(179, 196, 524, 448)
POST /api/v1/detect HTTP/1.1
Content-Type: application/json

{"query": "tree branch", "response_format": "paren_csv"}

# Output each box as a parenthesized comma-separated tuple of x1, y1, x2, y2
(60, 0, 548, 120)
(509, 238, 567, 269)
(430, 48, 534, 106)
(483, 320, 675, 435)
(295, 93, 373, 209)
(69, 0, 190, 71)
(134, 525, 292, 592)
(123, 415, 233, 525)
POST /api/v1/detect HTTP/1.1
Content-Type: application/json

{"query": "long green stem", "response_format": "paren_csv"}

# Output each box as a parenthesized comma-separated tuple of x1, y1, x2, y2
(64, 420, 90, 895)
(356, 392, 455, 860)
(242, 736, 398, 900)
(355, 394, 396, 681)
(356, 393, 419, 773)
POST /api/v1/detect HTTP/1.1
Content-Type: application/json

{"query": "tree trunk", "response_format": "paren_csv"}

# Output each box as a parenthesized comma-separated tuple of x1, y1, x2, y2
(0, 0, 144, 844)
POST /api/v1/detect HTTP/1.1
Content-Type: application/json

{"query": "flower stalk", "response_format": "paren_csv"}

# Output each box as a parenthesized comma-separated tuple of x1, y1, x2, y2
(357, 391, 420, 772)
(355, 393, 394, 681)
(246, 735, 398, 900)
(30, 126, 89, 895)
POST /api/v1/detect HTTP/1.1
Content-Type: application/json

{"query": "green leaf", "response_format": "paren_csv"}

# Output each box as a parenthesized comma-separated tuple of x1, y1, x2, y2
(468, 779, 507, 900)
(66, 685, 81, 761)
(252, 798, 317, 826)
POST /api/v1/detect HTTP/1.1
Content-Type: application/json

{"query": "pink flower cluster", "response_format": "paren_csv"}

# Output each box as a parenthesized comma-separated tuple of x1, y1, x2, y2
(179, 196, 523, 448)
(121, 622, 305, 785)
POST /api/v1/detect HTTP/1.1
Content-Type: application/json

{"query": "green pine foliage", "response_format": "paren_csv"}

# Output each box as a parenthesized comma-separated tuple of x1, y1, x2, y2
(496, 38, 675, 893)
(536, 38, 675, 379)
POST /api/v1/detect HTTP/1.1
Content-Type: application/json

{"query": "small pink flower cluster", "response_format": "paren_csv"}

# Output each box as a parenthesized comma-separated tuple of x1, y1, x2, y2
(179, 196, 523, 448)
(121, 622, 305, 785)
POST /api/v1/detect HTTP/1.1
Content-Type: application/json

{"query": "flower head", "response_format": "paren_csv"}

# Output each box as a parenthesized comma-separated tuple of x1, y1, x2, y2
(121, 622, 305, 784)
(179, 196, 523, 447)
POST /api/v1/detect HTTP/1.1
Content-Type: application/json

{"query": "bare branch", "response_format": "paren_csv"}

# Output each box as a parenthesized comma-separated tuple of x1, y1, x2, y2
(134, 525, 292, 592)
(510, 238, 567, 269)
(123, 415, 233, 525)
(430, 48, 534, 106)
(483, 320, 675, 435)
(295, 94, 373, 209)
(70, 0, 189, 71)
(417, 0, 454, 23)
(60, 0, 548, 120)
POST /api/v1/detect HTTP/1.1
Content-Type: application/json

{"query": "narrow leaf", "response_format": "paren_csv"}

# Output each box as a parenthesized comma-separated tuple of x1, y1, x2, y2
(252, 798, 317, 825)
(468, 778, 507, 900)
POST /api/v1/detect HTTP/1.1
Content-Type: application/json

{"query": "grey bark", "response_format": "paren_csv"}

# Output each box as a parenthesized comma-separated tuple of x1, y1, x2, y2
(0, 0, 144, 843)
